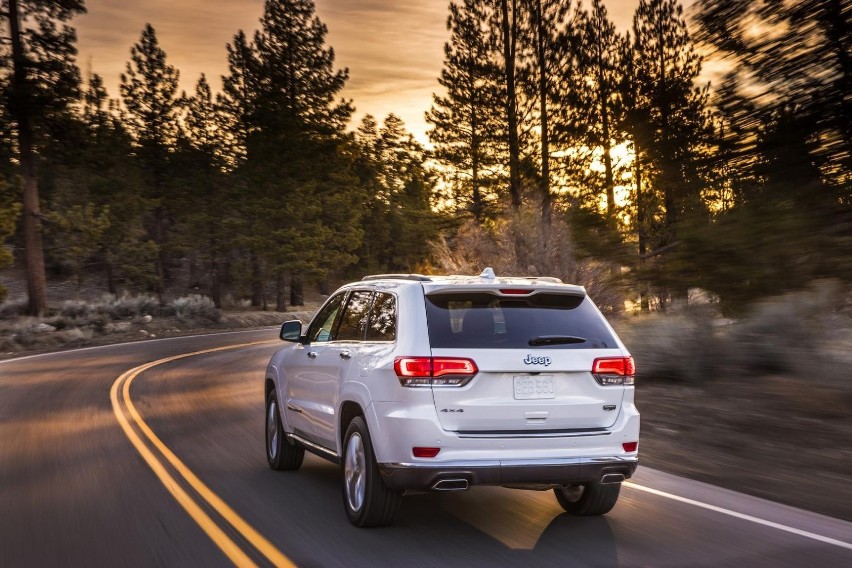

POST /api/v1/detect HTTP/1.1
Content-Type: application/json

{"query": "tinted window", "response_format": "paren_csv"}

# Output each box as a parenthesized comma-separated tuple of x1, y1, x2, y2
(336, 291, 373, 341)
(307, 293, 346, 343)
(425, 292, 616, 349)
(366, 292, 396, 342)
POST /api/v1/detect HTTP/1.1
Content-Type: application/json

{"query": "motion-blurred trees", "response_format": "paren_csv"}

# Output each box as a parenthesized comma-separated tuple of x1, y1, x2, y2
(686, 0, 852, 310)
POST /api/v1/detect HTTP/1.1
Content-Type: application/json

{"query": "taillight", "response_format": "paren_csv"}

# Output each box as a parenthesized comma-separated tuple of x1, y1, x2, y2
(394, 356, 478, 387)
(412, 447, 441, 458)
(499, 288, 532, 295)
(592, 356, 635, 386)
(622, 441, 638, 452)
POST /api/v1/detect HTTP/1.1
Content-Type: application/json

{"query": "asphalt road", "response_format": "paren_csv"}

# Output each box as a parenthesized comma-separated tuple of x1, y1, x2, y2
(2, 329, 851, 567)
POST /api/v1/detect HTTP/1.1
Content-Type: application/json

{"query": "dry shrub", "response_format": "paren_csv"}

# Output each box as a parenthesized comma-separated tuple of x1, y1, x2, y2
(170, 294, 221, 323)
(619, 280, 852, 387)
(729, 280, 852, 384)
(617, 312, 723, 384)
(98, 292, 159, 319)
(0, 297, 28, 319)
(431, 204, 624, 313)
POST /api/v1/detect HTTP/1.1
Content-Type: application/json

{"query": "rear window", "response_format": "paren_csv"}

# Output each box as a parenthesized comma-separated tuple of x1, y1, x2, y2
(425, 292, 616, 349)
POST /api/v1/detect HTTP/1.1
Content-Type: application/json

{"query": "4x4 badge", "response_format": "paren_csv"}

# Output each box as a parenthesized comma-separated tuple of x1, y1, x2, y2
(523, 354, 552, 366)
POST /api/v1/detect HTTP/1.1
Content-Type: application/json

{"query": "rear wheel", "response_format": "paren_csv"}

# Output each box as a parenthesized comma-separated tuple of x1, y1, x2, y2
(554, 482, 620, 516)
(266, 389, 304, 470)
(342, 416, 401, 527)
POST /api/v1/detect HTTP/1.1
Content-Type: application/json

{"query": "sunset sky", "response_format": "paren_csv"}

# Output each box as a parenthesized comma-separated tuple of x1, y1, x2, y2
(74, 0, 691, 144)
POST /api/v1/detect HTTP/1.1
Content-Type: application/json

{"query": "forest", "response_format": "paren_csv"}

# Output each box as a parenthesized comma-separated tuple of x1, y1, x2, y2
(1, 0, 850, 316)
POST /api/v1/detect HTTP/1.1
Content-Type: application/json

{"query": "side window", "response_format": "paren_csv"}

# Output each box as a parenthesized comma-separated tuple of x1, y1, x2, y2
(366, 292, 396, 342)
(307, 293, 346, 343)
(336, 291, 373, 341)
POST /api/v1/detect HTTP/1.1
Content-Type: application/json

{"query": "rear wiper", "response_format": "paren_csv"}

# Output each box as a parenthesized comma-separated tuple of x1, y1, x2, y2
(528, 335, 587, 346)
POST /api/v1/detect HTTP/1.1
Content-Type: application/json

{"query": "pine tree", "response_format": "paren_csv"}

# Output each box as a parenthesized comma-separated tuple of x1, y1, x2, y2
(427, 0, 505, 222)
(2, 0, 86, 313)
(222, 0, 363, 307)
(253, 0, 351, 135)
(497, 0, 523, 207)
(77, 72, 157, 294)
(179, 74, 233, 306)
(119, 23, 183, 297)
(218, 30, 261, 168)
(378, 115, 440, 271)
(574, 0, 627, 223)
(518, 0, 579, 223)
(120, 24, 181, 151)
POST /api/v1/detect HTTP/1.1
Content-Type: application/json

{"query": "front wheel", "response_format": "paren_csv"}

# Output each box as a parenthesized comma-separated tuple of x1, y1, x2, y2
(342, 416, 401, 527)
(554, 482, 620, 516)
(266, 389, 304, 470)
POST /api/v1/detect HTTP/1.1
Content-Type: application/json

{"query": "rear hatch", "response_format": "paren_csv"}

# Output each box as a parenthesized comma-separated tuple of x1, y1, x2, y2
(424, 289, 627, 433)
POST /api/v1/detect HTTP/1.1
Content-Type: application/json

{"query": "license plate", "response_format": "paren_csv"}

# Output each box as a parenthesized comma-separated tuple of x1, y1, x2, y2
(513, 375, 555, 400)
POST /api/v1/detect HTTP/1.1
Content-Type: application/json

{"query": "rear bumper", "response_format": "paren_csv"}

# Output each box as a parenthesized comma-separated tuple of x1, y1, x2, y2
(377, 456, 637, 491)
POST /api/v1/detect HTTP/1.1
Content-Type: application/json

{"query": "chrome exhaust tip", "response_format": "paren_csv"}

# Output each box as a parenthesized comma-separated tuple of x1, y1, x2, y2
(601, 473, 626, 484)
(431, 478, 470, 491)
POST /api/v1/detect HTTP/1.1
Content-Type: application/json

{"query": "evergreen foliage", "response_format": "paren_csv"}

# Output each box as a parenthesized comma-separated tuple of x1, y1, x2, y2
(0, 0, 848, 314)
(2, 0, 86, 314)
(119, 23, 184, 297)
(427, 0, 506, 222)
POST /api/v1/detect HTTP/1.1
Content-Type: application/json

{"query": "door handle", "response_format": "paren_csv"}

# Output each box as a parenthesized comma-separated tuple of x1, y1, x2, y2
(339, 350, 352, 360)
(307, 351, 318, 359)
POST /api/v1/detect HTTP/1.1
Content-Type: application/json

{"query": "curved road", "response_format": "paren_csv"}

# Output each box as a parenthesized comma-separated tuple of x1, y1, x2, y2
(1, 330, 851, 567)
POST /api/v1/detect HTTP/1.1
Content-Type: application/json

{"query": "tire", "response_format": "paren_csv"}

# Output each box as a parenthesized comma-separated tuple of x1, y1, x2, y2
(341, 416, 401, 527)
(553, 482, 621, 516)
(266, 389, 304, 471)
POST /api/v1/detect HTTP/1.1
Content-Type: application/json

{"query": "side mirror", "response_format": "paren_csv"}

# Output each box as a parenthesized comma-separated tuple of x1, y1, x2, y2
(279, 320, 303, 342)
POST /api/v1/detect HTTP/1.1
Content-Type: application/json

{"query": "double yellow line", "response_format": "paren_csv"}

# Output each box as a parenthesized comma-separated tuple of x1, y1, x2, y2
(110, 342, 297, 568)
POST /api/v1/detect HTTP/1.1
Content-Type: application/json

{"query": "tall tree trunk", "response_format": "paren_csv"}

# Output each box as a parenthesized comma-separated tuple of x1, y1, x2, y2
(500, 0, 522, 208)
(636, 149, 649, 312)
(603, 134, 615, 220)
(210, 252, 221, 308)
(534, 0, 552, 226)
(106, 261, 117, 295)
(276, 272, 286, 312)
(8, 0, 48, 315)
(251, 251, 264, 307)
(656, 3, 675, 234)
(154, 206, 167, 303)
(469, 60, 483, 223)
(289, 274, 304, 307)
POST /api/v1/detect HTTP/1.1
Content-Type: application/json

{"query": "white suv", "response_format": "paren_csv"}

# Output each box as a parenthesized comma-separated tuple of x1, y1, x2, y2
(264, 269, 639, 527)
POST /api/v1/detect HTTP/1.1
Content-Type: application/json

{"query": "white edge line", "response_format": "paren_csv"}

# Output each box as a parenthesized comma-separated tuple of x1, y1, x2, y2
(0, 327, 279, 366)
(625, 482, 852, 551)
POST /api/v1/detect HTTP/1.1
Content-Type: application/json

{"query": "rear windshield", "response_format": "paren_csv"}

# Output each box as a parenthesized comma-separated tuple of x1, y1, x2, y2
(425, 292, 617, 349)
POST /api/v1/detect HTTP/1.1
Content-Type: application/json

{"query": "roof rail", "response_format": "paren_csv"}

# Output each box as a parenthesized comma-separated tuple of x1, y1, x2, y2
(361, 273, 433, 282)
